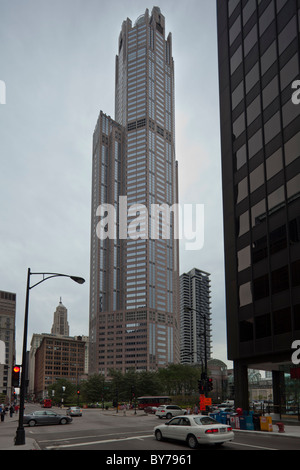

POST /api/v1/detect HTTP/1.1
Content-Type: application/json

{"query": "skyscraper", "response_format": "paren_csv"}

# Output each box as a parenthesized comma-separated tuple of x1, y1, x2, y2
(217, 0, 300, 409)
(51, 298, 69, 336)
(180, 268, 212, 366)
(89, 7, 180, 376)
(0, 290, 16, 400)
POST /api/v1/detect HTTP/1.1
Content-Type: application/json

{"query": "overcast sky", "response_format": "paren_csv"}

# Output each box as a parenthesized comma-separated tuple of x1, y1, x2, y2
(0, 0, 231, 367)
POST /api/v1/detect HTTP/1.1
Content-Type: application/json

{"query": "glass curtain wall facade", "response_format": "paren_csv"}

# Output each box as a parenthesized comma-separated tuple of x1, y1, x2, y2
(89, 7, 180, 376)
(217, 0, 300, 409)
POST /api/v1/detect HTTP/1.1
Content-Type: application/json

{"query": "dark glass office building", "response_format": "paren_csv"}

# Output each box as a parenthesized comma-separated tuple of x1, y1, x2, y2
(217, 0, 300, 409)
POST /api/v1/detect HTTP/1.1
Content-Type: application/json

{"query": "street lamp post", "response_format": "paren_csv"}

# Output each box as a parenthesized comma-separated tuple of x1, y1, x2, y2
(184, 306, 208, 395)
(15, 268, 85, 446)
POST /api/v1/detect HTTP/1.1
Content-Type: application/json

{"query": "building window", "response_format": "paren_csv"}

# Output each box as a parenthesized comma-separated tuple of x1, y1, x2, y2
(262, 76, 279, 109)
(238, 210, 250, 236)
(232, 80, 244, 109)
(244, 23, 258, 57)
(230, 45, 243, 74)
(273, 307, 291, 335)
(245, 62, 259, 93)
(266, 147, 283, 180)
(255, 313, 271, 339)
(233, 111, 245, 138)
(260, 41, 276, 76)
(248, 128, 263, 159)
(250, 163, 264, 193)
(238, 245, 251, 272)
(236, 176, 248, 203)
(240, 319, 254, 342)
(259, 2, 275, 36)
(251, 199, 266, 227)
(264, 111, 281, 144)
(271, 265, 289, 294)
(278, 16, 297, 55)
(229, 15, 241, 45)
(284, 131, 300, 165)
(253, 274, 269, 300)
(239, 281, 252, 306)
(235, 144, 247, 170)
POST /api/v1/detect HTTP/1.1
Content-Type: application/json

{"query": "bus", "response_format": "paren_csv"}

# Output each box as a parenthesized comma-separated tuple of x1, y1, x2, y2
(43, 398, 52, 408)
(137, 396, 171, 410)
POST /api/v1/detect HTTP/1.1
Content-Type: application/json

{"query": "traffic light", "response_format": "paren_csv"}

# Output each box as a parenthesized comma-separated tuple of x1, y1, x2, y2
(201, 372, 207, 381)
(77, 390, 80, 395)
(198, 379, 205, 394)
(12, 365, 21, 387)
(207, 377, 213, 391)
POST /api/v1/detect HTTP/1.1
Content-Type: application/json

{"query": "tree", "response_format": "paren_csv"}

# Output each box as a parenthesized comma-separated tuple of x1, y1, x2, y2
(80, 374, 106, 403)
(47, 379, 75, 404)
(158, 364, 202, 395)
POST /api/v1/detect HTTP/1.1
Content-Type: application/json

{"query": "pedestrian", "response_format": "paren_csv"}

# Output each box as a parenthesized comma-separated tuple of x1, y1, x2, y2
(9, 405, 14, 417)
(0, 407, 5, 422)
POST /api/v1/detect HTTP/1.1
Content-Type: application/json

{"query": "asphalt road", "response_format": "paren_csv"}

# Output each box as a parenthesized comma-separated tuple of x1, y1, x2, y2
(19, 404, 300, 452)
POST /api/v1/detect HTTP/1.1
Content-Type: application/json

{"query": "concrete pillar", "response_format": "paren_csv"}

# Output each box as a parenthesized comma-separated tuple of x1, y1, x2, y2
(272, 370, 285, 415)
(234, 360, 249, 411)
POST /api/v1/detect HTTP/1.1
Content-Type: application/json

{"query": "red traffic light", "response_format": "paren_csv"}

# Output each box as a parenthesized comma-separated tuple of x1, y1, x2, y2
(12, 365, 21, 387)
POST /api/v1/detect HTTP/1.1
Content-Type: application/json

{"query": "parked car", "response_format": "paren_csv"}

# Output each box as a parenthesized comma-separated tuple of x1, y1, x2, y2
(67, 407, 82, 417)
(23, 410, 72, 427)
(217, 407, 234, 413)
(155, 405, 187, 419)
(154, 415, 234, 448)
(144, 406, 158, 414)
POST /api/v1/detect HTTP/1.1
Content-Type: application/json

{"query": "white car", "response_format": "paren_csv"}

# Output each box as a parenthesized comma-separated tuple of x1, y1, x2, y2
(67, 407, 82, 417)
(154, 415, 234, 448)
(155, 405, 187, 419)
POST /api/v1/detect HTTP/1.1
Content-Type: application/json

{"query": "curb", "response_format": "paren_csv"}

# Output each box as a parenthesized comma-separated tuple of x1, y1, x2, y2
(233, 428, 300, 439)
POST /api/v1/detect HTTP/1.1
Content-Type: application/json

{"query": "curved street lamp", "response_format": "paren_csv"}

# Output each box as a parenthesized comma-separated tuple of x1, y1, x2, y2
(15, 268, 85, 446)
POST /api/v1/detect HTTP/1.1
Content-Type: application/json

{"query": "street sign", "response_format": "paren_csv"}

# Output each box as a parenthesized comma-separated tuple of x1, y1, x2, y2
(199, 395, 212, 410)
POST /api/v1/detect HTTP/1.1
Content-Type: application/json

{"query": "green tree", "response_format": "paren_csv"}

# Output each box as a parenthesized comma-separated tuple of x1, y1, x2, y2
(48, 379, 75, 404)
(158, 364, 202, 395)
(80, 374, 106, 403)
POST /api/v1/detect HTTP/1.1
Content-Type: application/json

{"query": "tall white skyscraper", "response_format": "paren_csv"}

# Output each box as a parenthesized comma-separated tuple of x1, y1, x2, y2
(89, 7, 180, 376)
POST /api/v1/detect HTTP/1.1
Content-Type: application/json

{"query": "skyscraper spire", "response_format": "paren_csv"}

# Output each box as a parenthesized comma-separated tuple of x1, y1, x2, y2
(51, 299, 69, 336)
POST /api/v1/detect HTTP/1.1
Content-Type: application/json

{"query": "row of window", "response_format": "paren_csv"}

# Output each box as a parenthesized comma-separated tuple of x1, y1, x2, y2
(228, 0, 289, 22)
(239, 260, 300, 306)
(240, 303, 300, 342)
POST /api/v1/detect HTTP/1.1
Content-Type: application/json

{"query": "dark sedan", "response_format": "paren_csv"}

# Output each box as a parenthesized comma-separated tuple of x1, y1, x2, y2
(23, 410, 72, 426)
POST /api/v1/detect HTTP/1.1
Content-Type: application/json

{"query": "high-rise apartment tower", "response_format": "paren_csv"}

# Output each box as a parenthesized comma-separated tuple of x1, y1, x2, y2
(180, 268, 212, 366)
(217, 0, 300, 409)
(89, 7, 180, 376)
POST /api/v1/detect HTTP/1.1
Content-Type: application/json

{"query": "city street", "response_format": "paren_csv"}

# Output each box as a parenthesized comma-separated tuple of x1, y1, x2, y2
(1, 404, 299, 452)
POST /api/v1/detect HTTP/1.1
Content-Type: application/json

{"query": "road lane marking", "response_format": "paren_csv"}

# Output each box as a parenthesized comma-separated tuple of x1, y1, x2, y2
(230, 441, 278, 450)
(45, 434, 154, 449)
(39, 430, 151, 443)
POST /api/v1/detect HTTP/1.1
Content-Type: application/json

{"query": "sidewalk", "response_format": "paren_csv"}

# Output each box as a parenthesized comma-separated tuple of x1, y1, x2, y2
(0, 415, 40, 450)
(234, 422, 300, 438)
